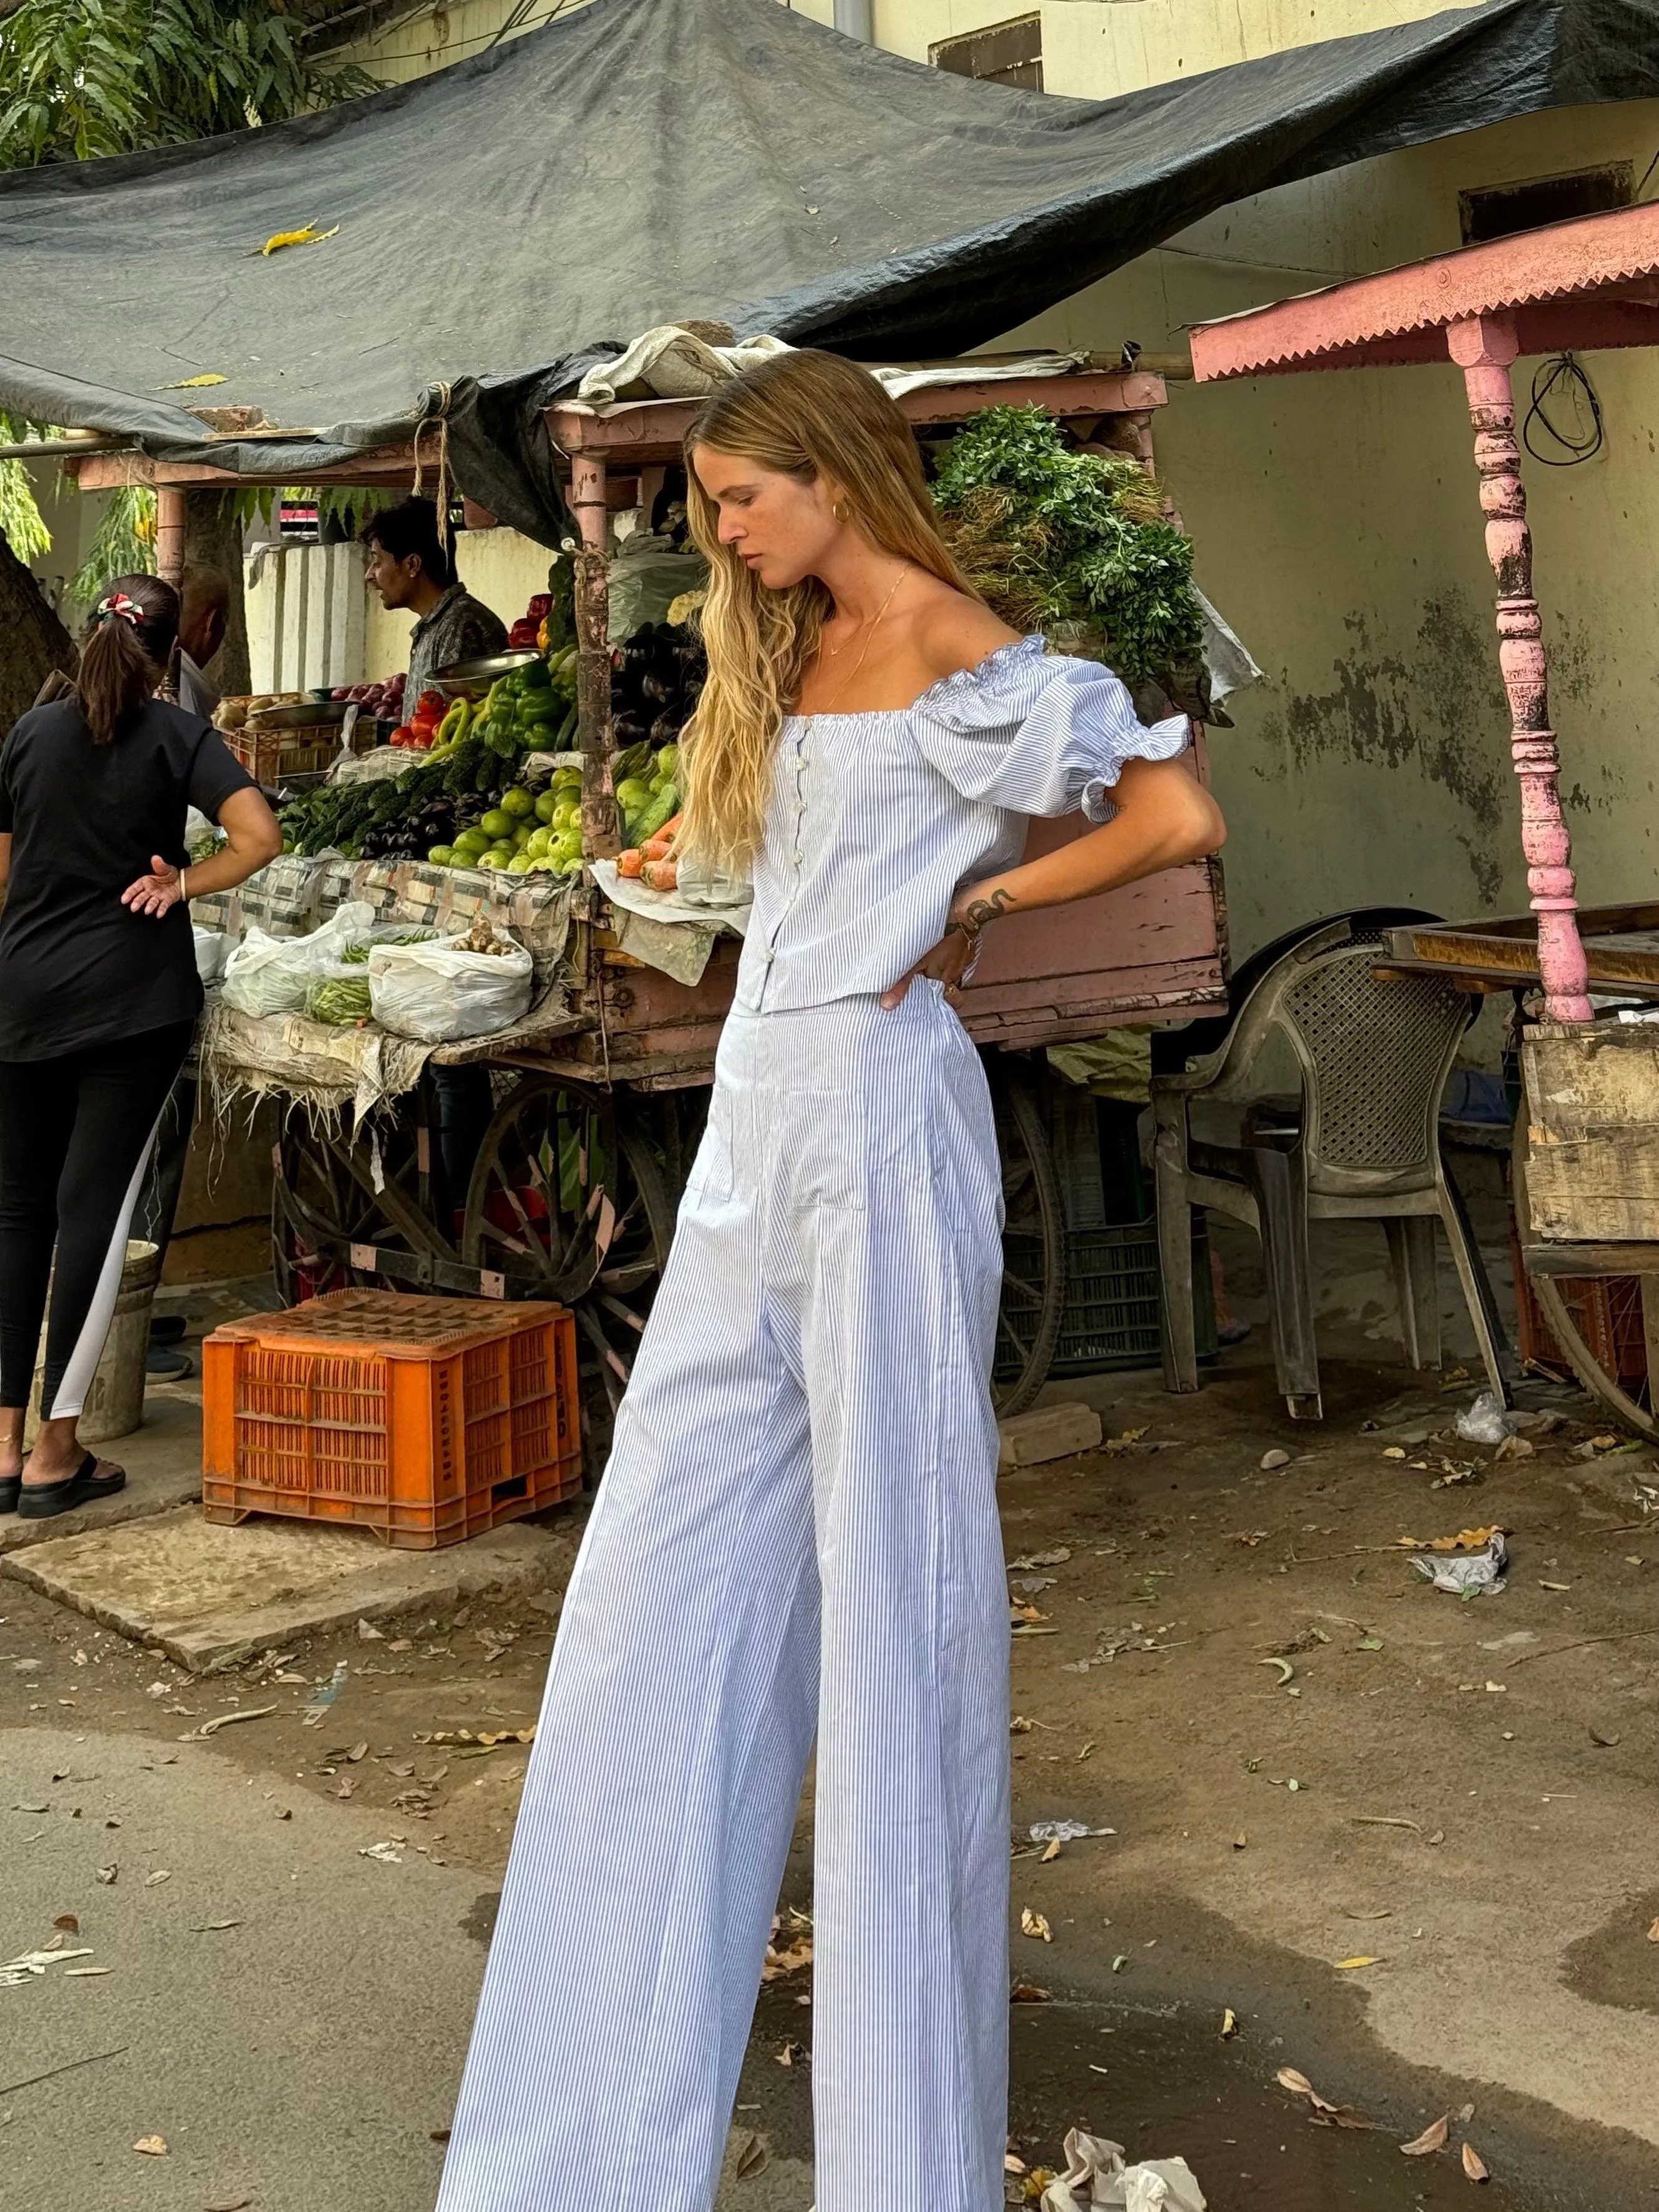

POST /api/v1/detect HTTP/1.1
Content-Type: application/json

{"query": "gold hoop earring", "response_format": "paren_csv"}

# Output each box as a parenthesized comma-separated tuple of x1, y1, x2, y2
(832, 500, 848, 523)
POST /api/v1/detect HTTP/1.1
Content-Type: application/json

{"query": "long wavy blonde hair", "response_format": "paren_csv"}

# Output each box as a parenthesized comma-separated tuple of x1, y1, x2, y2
(679, 349, 976, 870)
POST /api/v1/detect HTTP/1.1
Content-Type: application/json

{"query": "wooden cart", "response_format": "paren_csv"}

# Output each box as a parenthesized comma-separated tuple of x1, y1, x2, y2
(74, 365, 1230, 1423)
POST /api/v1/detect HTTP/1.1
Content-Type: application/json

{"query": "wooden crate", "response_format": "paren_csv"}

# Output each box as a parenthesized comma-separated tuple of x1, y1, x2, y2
(1522, 1020, 1659, 1242)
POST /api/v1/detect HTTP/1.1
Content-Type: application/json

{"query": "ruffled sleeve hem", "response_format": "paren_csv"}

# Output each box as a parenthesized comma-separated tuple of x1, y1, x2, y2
(1080, 707, 1190, 823)
(910, 634, 1191, 821)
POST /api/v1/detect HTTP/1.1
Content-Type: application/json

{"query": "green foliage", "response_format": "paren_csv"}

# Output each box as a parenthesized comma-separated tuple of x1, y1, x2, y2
(0, 1, 378, 168)
(932, 405, 1202, 684)
(0, 414, 49, 563)
(71, 483, 156, 607)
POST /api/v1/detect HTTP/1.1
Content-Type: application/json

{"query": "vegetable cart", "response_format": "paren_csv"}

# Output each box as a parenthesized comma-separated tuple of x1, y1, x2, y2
(84, 364, 1230, 1429)
(1189, 200, 1659, 1436)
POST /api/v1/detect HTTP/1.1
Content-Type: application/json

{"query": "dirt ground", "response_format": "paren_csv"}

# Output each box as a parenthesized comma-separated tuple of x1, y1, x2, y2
(4, 1214, 1658, 2210)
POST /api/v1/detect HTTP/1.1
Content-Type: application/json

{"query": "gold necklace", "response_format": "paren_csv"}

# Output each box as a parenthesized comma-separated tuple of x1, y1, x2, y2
(812, 574, 904, 713)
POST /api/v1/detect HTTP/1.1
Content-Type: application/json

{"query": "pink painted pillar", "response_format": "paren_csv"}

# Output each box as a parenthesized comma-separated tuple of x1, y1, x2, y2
(1447, 312, 1591, 1023)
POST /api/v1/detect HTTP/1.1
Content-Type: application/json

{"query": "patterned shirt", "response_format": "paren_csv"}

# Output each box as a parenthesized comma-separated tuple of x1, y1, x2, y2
(404, 584, 508, 717)
(733, 634, 1191, 1014)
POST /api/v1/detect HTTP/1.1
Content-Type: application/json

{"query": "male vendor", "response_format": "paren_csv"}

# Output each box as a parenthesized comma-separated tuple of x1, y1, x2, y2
(360, 497, 506, 710)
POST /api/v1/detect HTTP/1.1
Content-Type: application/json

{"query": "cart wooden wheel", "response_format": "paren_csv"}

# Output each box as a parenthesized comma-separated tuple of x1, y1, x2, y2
(460, 1077, 678, 1420)
(991, 1063, 1065, 1418)
(271, 1107, 458, 1306)
(1513, 1118, 1658, 1437)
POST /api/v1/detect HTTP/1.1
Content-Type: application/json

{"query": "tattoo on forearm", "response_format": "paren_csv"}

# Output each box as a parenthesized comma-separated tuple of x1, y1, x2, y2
(954, 888, 1016, 939)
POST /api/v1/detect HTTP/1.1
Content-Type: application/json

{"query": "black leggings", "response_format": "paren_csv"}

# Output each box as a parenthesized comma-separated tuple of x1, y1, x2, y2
(0, 1021, 195, 1419)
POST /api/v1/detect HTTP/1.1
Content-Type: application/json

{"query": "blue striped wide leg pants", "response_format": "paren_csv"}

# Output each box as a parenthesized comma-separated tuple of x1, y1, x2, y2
(435, 985, 1010, 2212)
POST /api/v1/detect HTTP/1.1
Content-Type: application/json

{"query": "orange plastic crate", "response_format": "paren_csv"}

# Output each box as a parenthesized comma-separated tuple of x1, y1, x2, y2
(201, 1290, 581, 1548)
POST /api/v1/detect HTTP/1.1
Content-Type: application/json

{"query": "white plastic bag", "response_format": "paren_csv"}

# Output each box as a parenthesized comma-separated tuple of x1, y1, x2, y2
(368, 927, 532, 1044)
(221, 901, 375, 1018)
(193, 927, 232, 984)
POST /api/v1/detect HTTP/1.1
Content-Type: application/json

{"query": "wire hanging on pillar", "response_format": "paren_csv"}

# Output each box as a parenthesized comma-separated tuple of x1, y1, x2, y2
(1522, 353, 1604, 466)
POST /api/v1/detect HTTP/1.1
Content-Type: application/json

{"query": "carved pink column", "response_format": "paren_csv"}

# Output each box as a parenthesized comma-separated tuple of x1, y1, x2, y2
(1447, 312, 1591, 1023)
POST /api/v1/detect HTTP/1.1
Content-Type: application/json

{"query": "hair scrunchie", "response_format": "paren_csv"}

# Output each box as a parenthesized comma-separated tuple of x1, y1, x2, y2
(96, 591, 143, 627)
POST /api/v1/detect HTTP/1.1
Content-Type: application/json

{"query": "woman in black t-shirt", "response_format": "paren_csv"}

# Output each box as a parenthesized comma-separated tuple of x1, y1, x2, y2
(0, 574, 281, 1519)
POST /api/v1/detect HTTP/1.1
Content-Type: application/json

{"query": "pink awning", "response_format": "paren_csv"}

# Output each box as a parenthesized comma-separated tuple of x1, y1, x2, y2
(1191, 200, 1659, 379)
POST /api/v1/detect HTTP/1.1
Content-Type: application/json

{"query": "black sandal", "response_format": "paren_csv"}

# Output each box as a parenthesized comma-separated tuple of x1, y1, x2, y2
(0, 1469, 19, 1514)
(16, 1452, 126, 1520)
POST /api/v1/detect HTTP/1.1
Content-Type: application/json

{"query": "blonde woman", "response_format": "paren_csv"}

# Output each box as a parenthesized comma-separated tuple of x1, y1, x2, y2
(436, 352, 1224, 2212)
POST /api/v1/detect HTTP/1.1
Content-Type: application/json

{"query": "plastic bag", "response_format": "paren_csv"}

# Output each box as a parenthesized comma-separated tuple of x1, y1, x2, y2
(221, 902, 375, 1018)
(606, 532, 707, 643)
(1454, 1391, 1524, 1446)
(368, 927, 532, 1044)
(193, 927, 232, 985)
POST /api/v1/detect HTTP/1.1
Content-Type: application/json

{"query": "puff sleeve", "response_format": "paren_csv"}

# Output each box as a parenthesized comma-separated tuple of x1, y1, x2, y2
(911, 635, 1190, 821)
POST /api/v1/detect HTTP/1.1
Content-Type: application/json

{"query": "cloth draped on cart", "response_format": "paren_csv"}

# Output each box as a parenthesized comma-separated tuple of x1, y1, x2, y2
(435, 987, 1009, 2212)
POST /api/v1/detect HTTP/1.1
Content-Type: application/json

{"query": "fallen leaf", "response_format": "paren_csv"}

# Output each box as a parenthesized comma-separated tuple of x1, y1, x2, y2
(1462, 2142, 1490, 2183)
(1221, 2007, 1237, 2038)
(144, 1870, 171, 1887)
(1040, 1838, 1061, 1863)
(1233, 1832, 1248, 1850)
(65, 1966, 111, 1977)
(206, 2200, 253, 2211)
(1111, 1952, 1128, 1973)
(775, 2041, 800, 2066)
(96, 1865, 117, 1885)
(1010, 1715, 1034, 1734)
(1539, 1580, 1571, 1591)
(1646, 1917, 1659, 1943)
(1400, 2115, 1449, 2156)
(159, 372, 226, 389)
(1335, 1955, 1381, 1969)
(333, 1776, 357, 1799)
(760, 1938, 813, 1981)
(735, 2132, 768, 2181)
(347, 1742, 370, 1762)
(1258, 1657, 1295, 1686)
(1010, 1983, 1050, 2003)
(1260, 1449, 1291, 1470)
(1357, 1636, 1385, 1651)
(1382, 1447, 1407, 1461)
(1277, 2067, 1315, 2095)
(1005, 2154, 1028, 2175)
(54, 1914, 79, 1934)
(189, 1920, 242, 1933)
(1395, 1526, 1504, 1553)
(1020, 1908, 1052, 1943)
(258, 223, 341, 257)
(132, 2135, 167, 2155)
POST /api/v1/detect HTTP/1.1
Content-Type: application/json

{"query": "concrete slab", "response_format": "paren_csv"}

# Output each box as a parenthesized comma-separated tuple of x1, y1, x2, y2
(1, 1507, 571, 1673)
(0, 1391, 203, 1557)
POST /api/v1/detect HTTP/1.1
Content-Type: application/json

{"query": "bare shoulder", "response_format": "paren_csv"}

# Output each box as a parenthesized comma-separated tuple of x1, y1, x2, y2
(909, 582, 1020, 682)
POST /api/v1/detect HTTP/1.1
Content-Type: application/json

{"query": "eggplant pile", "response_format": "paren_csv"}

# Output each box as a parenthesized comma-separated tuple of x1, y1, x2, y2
(358, 791, 462, 862)
(610, 622, 704, 755)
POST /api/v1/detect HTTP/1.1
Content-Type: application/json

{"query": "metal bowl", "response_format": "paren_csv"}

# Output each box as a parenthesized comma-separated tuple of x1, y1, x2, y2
(244, 700, 352, 730)
(433, 649, 544, 684)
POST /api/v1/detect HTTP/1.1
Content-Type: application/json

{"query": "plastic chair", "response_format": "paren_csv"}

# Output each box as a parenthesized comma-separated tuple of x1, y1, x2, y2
(1151, 916, 1513, 1419)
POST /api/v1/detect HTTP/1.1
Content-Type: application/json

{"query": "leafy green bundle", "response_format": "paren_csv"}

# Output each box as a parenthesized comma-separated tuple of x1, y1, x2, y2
(931, 406, 1202, 685)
